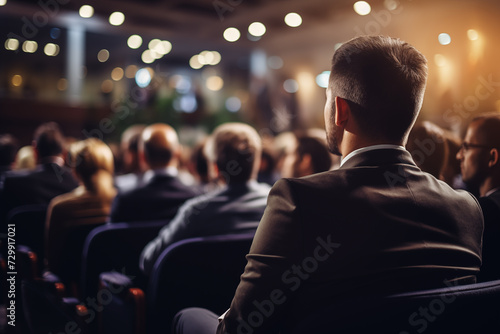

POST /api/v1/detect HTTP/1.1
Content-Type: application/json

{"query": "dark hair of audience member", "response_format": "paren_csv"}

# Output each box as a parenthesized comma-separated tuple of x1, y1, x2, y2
(0, 134, 19, 167)
(471, 112, 500, 148)
(205, 123, 262, 184)
(68, 138, 116, 201)
(191, 142, 210, 184)
(406, 121, 447, 179)
(296, 134, 332, 174)
(331, 36, 428, 142)
(33, 122, 65, 158)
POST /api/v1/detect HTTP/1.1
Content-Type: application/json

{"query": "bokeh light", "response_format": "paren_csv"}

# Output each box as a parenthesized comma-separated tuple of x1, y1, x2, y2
(109, 12, 125, 26)
(353, 1, 371, 15)
(284, 13, 302, 27)
(223, 27, 241, 42)
(127, 35, 142, 49)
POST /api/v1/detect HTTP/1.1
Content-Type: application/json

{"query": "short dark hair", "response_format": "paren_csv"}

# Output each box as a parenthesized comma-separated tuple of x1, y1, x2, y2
(295, 134, 331, 174)
(33, 122, 65, 158)
(471, 112, 500, 148)
(0, 134, 19, 166)
(205, 123, 261, 184)
(331, 35, 428, 142)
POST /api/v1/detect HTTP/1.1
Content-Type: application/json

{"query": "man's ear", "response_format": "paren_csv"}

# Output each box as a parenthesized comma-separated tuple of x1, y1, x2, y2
(334, 96, 350, 128)
(488, 148, 499, 168)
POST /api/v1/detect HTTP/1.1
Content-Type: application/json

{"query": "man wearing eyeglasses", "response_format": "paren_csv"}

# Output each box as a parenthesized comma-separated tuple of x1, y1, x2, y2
(457, 113, 500, 281)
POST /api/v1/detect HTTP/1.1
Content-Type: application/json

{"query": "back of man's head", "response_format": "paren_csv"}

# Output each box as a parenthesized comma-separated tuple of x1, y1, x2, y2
(470, 113, 500, 150)
(205, 123, 262, 184)
(33, 122, 65, 159)
(331, 35, 428, 142)
(0, 134, 19, 167)
(141, 123, 179, 169)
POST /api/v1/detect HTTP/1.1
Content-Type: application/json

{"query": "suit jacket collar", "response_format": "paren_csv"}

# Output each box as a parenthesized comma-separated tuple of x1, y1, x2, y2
(339, 148, 417, 170)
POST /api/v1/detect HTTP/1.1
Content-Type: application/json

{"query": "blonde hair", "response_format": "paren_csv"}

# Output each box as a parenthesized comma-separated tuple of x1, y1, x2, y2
(69, 138, 116, 200)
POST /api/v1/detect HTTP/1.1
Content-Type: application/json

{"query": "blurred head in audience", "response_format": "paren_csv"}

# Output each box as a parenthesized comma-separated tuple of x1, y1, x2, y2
(204, 122, 262, 185)
(281, 132, 332, 178)
(0, 134, 19, 170)
(457, 112, 500, 196)
(441, 130, 464, 188)
(69, 138, 116, 201)
(407, 121, 447, 179)
(32, 122, 66, 162)
(120, 124, 146, 174)
(14, 146, 36, 170)
(326, 36, 428, 155)
(191, 140, 210, 185)
(140, 123, 180, 171)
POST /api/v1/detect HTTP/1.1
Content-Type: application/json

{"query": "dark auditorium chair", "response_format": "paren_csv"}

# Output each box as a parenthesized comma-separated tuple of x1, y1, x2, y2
(99, 271, 146, 334)
(148, 233, 255, 334)
(22, 278, 90, 334)
(288, 279, 500, 334)
(80, 220, 168, 300)
(5, 204, 47, 270)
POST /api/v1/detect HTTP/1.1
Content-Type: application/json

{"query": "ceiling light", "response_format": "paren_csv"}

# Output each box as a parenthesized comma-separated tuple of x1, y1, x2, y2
(248, 22, 266, 37)
(316, 71, 331, 88)
(97, 49, 109, 62)
(44, 43, 60, 56)
(0, 0, 7, 6)
(284, 13, 302, 27)
(190, 55, 203, 69)
(12, 75, 22, 87)
(438, 33, 451, 45)
(5, 38, 19, 51)
(109, 12, 125, 26)
(141, 50, 154, 64)
(283, 79, 299, 93)
(22, 41, 37, 53)
(467, 29, 479, 41)
(206, 76, 224, 91)
(111, 67, 124, 81)
(135, 68, 152, 88)
(127, 35, 142, 49)
(223, 27, 240, 42)
(353, 1, 371, 15)
(79, 5, 94, 18)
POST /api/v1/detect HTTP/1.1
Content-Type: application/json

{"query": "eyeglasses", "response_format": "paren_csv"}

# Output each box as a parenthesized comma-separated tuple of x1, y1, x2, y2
(460, 142, 494, 152)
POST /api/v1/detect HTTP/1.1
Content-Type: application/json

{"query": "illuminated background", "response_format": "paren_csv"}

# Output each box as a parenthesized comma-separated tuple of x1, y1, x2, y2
(1, 0, 500, 144)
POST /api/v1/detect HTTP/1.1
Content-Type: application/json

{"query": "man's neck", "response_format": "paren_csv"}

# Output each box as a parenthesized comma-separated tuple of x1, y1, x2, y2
(480, 177, 500, 197)
(340, 132, 403, 158)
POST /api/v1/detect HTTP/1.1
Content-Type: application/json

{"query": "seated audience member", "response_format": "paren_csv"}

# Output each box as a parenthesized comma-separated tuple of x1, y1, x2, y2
(173, 36, 483, 334)
(281, 131, 332, 178)
(0, 122, 78, 221)
(110, 123, 198, 223)
(257, 145, 279, 186)
(14, 145, 37, 171)
(0, 134, 18, 181)
(457, 113, 500, 281)
(45, 138, 116, 286)
(406, 121, 447, 179)
(441, 130, 466, 189)
(115, 124, 146, 192)
(140, 122, 271, 276)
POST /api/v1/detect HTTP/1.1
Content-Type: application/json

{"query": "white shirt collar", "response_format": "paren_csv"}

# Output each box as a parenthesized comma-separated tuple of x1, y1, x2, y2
(143, 166, 178, 183)
(485, 187, 500, 197)
(340, 144, 406, 167)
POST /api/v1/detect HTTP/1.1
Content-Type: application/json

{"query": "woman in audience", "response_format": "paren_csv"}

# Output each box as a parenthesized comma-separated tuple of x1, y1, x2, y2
(45, 138, 116, 291)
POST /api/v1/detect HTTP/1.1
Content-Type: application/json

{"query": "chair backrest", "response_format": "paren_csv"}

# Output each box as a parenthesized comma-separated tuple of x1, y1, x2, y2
(147, 233, 255, 334)
(5, 204, 47, 269)
(289, 279, 500, 334)
(80, 220, 168, 299)
(99, 271, 146, 334)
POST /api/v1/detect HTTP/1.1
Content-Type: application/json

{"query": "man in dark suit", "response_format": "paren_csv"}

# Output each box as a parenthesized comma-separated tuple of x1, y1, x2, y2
(0, 123, 78, 222)
(457, 113, 500, 281)
(173, 36, 483, 334)
(140, 122, 270, 276)
(110, 123, 198, 223)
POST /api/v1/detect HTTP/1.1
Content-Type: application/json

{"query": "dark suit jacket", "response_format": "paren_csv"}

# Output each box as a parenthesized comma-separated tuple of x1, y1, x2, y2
(0, 162, 78, 223)
(109, 173, 198, 223)
(478, 189, 500, 282)
(139, 181, 271, 275)
(218, 148, 483, 334)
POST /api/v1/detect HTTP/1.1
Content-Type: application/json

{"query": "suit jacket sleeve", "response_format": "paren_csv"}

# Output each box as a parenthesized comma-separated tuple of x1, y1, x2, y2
(217, 179, 302, 334)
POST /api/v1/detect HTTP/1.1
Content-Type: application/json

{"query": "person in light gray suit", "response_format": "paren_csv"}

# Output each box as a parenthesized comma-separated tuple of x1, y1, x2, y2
(140, 122, 270, 276)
